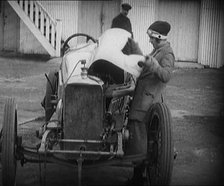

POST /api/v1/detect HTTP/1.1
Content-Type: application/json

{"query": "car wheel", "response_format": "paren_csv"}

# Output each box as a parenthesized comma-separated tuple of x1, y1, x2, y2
(2, 97, 18, 186)
(145, 102, 174, 185)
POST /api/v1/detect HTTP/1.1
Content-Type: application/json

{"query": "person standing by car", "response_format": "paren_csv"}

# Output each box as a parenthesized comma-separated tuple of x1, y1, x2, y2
(111, 3, 133, 38)
(126, 20, 175, 185)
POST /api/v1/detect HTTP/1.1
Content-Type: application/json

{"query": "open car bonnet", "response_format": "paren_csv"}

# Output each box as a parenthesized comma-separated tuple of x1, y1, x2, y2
(62, 28, 144, 84)
(93, 28, 144, 78)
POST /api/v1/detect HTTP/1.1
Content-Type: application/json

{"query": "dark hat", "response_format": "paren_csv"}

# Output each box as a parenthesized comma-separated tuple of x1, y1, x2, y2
(147, 21, 171, 39)
(122, 3, 132, 11)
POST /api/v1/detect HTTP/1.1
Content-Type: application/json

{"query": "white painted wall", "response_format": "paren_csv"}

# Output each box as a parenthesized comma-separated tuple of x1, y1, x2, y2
(16, 1, 80, 55)
(19, 21, 48, 55)
(2, 1, 19, 52)
(40, 1, 79, 42)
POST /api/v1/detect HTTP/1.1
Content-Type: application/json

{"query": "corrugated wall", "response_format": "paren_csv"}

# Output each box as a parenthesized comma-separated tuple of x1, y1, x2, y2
(122, 0, 157, 55)
(123, 0, 201, 61)
(217, 3, 224, 68)
(158, 0, 200, 62)
(102, 1, 120, 33)
(77, 1, 102, 39)
(78, 1, 120, 41)
(198, 0, 224, 68)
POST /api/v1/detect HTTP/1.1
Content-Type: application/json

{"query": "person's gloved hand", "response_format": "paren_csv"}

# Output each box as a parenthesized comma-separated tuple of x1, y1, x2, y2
(145, 55, 160, 71)
(138, 55, 160, 72)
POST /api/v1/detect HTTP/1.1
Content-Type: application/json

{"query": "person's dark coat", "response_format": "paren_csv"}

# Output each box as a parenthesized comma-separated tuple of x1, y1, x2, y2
(129, 42, 175, 122)
(111, 13, 132, 35)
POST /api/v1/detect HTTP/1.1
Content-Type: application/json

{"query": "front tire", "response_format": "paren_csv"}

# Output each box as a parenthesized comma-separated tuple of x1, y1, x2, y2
(146, 102, 174, 185)
(2, 97, 18, 186)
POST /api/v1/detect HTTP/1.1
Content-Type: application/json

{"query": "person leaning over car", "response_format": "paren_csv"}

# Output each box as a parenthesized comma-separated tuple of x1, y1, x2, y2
(111, 3, 133, 38)
(126, 20, 175, 186)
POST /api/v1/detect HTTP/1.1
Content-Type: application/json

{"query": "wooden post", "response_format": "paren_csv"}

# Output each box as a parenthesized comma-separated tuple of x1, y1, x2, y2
(40, 10, 44, 34)
(24, 0, 28, 15)
(46, 17, 50, 41)
(55, 19, 62, 57)
(19, 0, 23, 8)
(51, 22, 55, 47)
(29, 1, 33, 21)
(35, 3, 39, 27)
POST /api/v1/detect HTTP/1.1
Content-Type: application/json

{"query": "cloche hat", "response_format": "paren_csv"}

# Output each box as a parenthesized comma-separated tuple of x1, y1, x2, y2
(147, 21, 171, 40)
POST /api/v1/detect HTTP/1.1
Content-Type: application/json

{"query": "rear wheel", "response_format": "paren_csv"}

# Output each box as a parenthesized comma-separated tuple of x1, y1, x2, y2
(2, 97, 18, 186)
(146, 102, 174, 185)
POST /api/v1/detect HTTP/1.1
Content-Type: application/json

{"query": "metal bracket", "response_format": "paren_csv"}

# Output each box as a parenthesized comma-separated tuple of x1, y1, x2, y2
(38, 130, 52, 153)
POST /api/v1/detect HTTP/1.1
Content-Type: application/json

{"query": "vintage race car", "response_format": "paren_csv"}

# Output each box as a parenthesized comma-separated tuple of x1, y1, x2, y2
(1, 28, 174, 186)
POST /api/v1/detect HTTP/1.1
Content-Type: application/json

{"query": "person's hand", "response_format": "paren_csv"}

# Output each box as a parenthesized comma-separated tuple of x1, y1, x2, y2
(145, 55, 159, 66)
(137, 55, 149, 68)
(144, 55, 160, 71)
(138, 55, 159, 68)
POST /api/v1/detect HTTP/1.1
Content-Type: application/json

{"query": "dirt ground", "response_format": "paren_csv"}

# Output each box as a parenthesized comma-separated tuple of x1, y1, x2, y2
(0, 55, 224, 186)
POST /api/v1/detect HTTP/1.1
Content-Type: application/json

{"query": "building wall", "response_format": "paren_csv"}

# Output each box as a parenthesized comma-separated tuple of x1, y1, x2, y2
(158, 0, 200, 62)
(14, 1, 119, 55)
(123, 0, 201, 61)
(1, 0, 224, 68)
(40, 1, 79, 42)
(19, 21, 47, 55)
(101, 1, 121, 33)
(124, 0, 224, 68)
(78, 1, 120, 39)
(0, 1, 3, 50)
(78, 1, 102, 40)
(0, 1, 20, 52)
(0, 1, 47, 54)
(123, 0, 157, 55)
(217, 4, 224, 68)
(198, 0, 224, 68)
(19, 1, 80, 55)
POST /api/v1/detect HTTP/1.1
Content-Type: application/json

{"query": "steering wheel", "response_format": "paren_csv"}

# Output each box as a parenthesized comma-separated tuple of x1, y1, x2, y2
(61, 33, 97, 56)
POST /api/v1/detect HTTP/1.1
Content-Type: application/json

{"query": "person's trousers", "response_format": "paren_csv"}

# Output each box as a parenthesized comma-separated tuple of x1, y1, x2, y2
(125, 119, 147, 157)
(125, 119, 148, 183)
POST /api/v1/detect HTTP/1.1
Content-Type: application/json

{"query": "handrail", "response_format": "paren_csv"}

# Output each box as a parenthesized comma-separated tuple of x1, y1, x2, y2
(11, 0, 62, 56)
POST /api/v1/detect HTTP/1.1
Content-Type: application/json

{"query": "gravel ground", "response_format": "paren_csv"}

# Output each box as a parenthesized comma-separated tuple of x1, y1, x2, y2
(0, 55, 224, 186)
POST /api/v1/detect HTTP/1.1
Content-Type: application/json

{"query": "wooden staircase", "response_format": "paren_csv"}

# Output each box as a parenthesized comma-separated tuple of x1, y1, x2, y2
(7, 0, 62, 57)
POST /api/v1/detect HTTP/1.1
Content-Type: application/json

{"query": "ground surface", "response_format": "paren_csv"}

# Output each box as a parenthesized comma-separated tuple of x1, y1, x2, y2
(0, 55, 224, 186)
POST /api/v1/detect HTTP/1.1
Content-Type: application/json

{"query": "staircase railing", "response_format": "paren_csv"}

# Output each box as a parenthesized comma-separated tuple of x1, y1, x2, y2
(8, 0, 62, 57)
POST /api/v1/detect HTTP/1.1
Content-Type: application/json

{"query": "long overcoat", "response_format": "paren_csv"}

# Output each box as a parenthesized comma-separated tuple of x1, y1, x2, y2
(129, 42, 175, 122)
